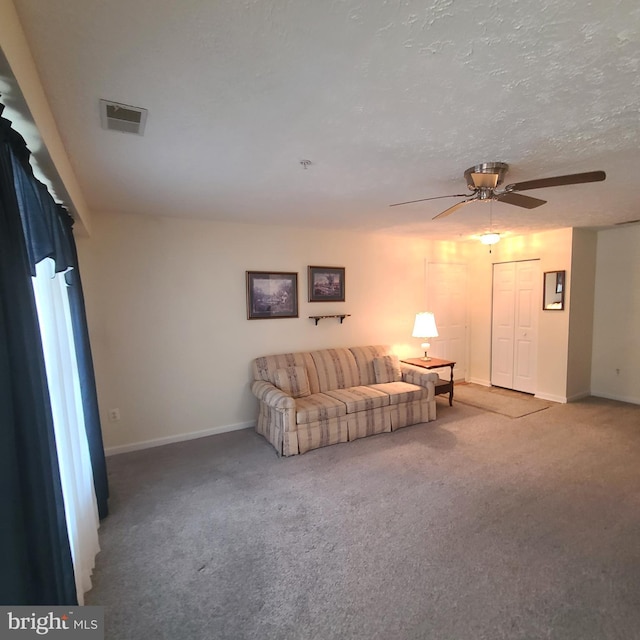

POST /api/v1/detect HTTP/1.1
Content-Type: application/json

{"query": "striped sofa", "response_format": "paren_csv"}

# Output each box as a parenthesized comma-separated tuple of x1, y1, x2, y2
(251, 345, 439, 456)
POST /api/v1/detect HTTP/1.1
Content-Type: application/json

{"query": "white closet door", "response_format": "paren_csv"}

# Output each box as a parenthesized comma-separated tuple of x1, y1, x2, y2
(512, 260, 539, 393)
(491, 262, 517, 389)
(427, 262, 468, 380)
(491, 260, 540, 393)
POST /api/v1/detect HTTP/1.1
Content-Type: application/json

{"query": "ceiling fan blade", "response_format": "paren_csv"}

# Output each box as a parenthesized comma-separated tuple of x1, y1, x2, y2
(495, 192, 547, 209)
(389, 193, 469, 207)
(432, 198, 477, 220)
(505, 170, 606, 192)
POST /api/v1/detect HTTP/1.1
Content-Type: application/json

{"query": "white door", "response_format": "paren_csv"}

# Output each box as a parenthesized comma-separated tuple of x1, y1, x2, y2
(491, 262, 516, 389)
(491, 260, 540, 393)
(427, 262, 468, 380)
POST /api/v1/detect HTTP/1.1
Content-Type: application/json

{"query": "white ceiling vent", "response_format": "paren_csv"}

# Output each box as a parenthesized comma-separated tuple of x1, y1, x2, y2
(99, 99, 148, 135)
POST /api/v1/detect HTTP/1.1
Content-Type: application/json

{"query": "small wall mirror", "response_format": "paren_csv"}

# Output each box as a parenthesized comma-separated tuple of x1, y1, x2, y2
(543, 270, 565, 310)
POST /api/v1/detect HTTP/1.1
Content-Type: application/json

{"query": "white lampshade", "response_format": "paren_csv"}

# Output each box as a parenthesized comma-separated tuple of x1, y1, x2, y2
(412, 312, 438, 339)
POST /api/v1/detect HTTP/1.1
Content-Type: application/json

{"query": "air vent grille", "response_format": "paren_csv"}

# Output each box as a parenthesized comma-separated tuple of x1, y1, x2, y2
(99, 99, 148, 135)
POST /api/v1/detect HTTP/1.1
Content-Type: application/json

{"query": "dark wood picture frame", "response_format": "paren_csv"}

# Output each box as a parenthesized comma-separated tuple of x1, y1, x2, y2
(246, 271, 298, 319)
(308, 266, 345, 302)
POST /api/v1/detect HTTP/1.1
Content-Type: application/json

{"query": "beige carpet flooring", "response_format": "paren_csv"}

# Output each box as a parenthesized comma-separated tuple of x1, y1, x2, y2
(86, 396, 640, 640)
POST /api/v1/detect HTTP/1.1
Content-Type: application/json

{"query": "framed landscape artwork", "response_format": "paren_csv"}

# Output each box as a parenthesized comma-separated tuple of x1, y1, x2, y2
(246, 271, 298, 319)
(308, 266, 345, 302)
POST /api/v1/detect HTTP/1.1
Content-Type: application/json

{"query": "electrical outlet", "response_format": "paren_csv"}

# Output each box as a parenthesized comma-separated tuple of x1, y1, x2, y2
(108, 408, 121, 422)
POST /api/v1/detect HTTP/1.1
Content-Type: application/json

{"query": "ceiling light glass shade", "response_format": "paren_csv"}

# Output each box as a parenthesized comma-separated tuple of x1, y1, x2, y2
(412, 312, 439, 339)
(480, 232, 501, 245)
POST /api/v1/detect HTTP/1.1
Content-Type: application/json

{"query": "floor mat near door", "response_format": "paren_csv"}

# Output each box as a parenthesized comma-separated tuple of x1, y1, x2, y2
(453, 383, 554, 418)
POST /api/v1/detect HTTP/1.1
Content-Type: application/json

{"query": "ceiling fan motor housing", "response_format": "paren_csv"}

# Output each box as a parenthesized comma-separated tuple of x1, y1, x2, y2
(465, 162, 509, 190)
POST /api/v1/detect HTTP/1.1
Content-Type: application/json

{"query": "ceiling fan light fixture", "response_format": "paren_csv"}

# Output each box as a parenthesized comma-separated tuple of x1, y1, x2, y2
(471, 172, 499, 189)
(480, 232, 501, 245)
(465, 162, 509, 190)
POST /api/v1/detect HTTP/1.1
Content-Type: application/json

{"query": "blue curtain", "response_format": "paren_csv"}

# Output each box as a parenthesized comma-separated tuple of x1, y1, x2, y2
(61, 210, 110, 519)
(12, 141, 109, 517)
(0, 111, 77, 604)
(0, 105, 108, 602)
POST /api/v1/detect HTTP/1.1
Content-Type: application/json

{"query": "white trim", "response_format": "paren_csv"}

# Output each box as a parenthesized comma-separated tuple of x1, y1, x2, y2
(468, 377, 491, 387)
(566, 390, 591, 403)
(535, 392, 567, 403)
(105, 421, 255, 456)
(590, 392, 640, 406)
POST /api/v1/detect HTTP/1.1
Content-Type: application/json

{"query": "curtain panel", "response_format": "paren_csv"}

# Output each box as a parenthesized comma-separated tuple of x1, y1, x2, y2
(0, 105, 108, 603)
(5, 109, 108, 517)
(32, 259, 101, 603)
(60, 213, 109, 519)
(0, 111, 76, 604)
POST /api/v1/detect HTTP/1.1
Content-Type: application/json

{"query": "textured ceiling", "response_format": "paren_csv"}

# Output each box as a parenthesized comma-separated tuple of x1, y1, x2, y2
(8, 0, 640, 240)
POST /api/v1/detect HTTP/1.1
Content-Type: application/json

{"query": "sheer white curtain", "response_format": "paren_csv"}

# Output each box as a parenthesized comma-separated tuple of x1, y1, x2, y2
(32, 258, 100, 605)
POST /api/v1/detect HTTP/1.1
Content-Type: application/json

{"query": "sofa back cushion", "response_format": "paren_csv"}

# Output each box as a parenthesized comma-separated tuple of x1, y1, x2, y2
(309, 348, 360, 392)
(253, 352, 320, 394)
(349, 345, 391, 385)
(274, 366, 311, 398)
(373, 354, 402, 383)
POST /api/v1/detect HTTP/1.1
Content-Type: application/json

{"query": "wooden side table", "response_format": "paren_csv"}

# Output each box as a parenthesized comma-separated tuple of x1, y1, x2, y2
(401, 357, 456, 406)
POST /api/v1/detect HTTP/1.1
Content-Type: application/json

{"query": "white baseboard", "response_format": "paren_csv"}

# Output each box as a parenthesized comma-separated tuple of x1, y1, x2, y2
(468, 377, 491, 387)
(535, 392, 567, 403)
(565, 390, 591, 403)
(590, 391, 640, 406)
(105, 421, 255, 456)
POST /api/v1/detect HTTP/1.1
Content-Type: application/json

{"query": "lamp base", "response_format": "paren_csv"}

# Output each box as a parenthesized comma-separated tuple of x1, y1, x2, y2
(420, 342, 431, 361)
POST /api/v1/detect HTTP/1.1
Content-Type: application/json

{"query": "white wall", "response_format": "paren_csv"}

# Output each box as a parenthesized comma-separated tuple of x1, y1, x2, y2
(591, 224, 640, 404)
(77, 211, 471, 453)
(567, 229, 597, 401)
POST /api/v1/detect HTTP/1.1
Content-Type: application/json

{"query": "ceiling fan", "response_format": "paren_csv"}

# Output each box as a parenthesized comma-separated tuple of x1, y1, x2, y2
(390, 162, 606, 219)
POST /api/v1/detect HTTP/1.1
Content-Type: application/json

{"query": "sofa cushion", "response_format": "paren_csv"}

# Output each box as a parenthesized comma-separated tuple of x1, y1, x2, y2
(310, 348, 360, 392)
(349, 345, 391, 385)
(253, 351, 320, 394)
(373, 355, 402, 383)
(324, 386, 390, 413)
(295, 393, 347, 425)
(370, 381, 430, 405)
(274, 366, 311, 398)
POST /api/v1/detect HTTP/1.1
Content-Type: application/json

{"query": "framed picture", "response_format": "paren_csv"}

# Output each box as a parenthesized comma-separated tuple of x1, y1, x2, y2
(246, 271, 298, 319)
(308, 266, 345, 302)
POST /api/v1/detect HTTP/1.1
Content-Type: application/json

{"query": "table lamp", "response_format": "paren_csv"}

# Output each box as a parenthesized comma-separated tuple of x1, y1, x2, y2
(412, 312, 438, 360)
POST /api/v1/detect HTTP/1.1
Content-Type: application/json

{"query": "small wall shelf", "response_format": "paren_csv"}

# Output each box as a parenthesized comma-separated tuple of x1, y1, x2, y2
(309, 314, 351, 326)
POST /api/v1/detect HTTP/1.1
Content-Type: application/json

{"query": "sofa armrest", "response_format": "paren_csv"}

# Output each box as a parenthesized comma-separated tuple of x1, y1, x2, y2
(251, 380, 296, 410)
(400, 366, 439, 393)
